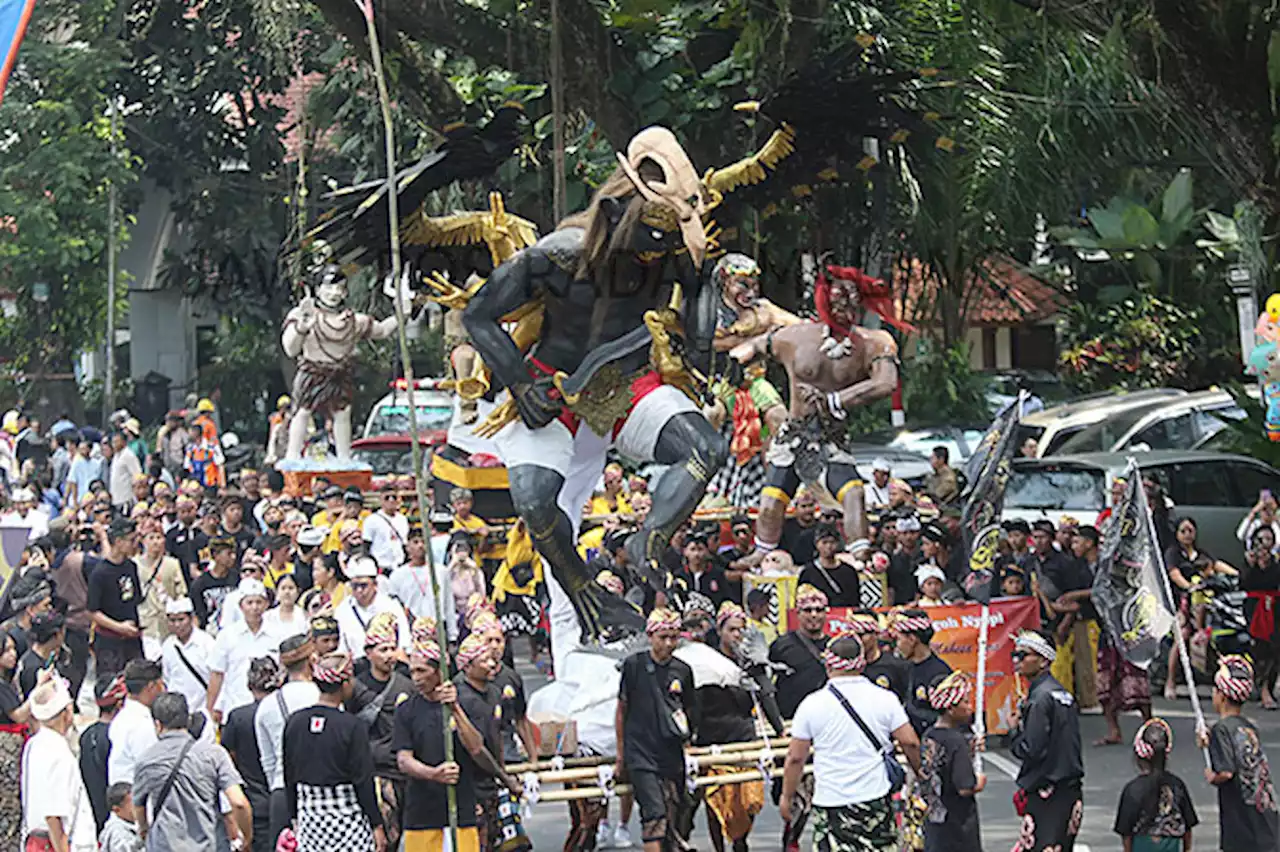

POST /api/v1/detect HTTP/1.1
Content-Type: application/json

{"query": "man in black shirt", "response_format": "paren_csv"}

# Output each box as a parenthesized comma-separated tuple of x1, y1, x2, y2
(283, 652, 385, 851)
(88, 518, 144, 674)
(16, 610, 67, 697)
(713, 514, 755, 609)
(79, 672, 125, 832)
(616, 608, 696, 852)
(893, 609, 953, 735)
(353, 617, 415, 852)
(222, 657, 281, 852)
(679, 530, 730, 610)
(1009, 629, 1084, 852)
(1200, 654, 1280, 852)
(768, 584, 830, 718)
(847, 610, 908, 703)
(797, 525, 861, 608)
(481, 624, 537, 762)
(887, 515, 922, 606)
(779, 491, 819, 566)
(452, 633, 523, 852)
(219, 495, 256, 557)
(1, 577, 52, 660)
(166, 495, 207, 587)
(188, 536, 240, 631)
(394, 638, 517, 852)
(920, 522, 966, 585)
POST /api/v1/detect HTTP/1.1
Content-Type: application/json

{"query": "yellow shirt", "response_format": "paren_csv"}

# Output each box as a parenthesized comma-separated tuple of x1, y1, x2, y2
(264, 561, 295, 591)
(578, 525, 606, 559)
(748, 617, 778, 645)
(322, 513, 368, 554)
(586, 493, 631, 516)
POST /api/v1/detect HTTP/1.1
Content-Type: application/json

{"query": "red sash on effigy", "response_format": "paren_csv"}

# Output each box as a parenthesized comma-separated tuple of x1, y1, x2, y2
(1247, 590, 1280, 640)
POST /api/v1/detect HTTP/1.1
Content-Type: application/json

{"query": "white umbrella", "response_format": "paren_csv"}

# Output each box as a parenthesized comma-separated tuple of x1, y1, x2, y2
(674, 642, 745, 689)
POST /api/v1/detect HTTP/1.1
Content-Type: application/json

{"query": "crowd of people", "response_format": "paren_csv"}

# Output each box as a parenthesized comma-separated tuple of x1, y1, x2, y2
(0, 401, 1278, 852)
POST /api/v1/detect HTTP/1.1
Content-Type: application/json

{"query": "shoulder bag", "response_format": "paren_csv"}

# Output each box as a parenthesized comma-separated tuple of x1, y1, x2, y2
(150, 738, 197, 816)
(826, 683, 905, 794)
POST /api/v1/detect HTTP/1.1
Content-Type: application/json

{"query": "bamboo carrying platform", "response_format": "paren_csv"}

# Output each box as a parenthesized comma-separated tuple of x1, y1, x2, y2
(534, 766, 811, 803)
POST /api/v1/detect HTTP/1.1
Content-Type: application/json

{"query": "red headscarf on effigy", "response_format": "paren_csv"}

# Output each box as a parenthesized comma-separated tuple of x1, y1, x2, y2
(815, 264, 917, 337)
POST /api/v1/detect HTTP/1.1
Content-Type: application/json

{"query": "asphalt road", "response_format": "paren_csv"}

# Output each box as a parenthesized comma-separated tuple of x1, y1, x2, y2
(516, 671, 1269, 852)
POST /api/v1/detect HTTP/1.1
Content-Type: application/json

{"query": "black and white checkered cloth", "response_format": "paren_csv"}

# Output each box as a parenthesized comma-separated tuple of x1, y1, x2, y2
(497, 594, 541, 636)
(706, 420, 767, 508)
(296, 782, 375, 852)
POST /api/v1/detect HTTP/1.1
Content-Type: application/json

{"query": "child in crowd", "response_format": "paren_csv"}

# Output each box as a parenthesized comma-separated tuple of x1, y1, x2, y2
(1113, 718, 1197, 852)
(1000, 566, 1027, 598)
(746, 588, 777, 644)
(98, 782, 143, 852)
(1198, 655, 1280, 851)
(920, 670, 985, 852)
(915, 565, 946, 607)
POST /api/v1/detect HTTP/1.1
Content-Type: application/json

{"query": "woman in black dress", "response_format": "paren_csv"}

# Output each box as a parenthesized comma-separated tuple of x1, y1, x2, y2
(1242, 526, 1280, 709)
(0, 632, 35, 847)
(1162, 517, 1237, 700)
(222, 656, 284, 852)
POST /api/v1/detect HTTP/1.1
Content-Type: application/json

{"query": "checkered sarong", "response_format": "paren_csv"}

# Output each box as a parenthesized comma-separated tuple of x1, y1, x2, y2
(296, 782, 375, 852)
(706, 420, 767, 508)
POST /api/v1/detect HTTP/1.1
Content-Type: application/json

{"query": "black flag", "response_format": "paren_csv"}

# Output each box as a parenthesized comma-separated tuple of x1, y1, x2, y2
(1093, 461, 1177, 669)
(959, 395, 1023, 597)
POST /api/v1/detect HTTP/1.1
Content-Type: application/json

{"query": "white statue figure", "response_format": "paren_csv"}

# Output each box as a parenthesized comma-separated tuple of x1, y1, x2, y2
(282, 264, 397, 461)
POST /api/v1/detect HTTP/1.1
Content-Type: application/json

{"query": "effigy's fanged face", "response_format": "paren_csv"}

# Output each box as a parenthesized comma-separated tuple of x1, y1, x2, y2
(827, 279, 861, 327)
(715, 254, 761, 309)
(617, 127, 709, 267)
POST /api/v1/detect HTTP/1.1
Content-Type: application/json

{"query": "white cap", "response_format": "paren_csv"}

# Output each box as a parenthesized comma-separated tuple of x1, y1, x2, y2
(296, 526, 326, 548)
(346, 555, 378, 579)
(10, 488, 34, 503)
(237, 578, 268, 601)
(915, 565, 946, 587)
(872, 458, 891, 473)
(896, 516, 921, 533)
(30, 677, 73, 722)
(165, 598, 194, 616)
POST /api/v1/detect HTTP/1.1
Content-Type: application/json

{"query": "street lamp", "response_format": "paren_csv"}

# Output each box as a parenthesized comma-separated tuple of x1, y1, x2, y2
(1228, 264, 1256, 371)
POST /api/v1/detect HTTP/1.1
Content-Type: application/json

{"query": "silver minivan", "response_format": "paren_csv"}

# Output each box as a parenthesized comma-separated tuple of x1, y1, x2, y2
(1054, 390, 1249, 456)
(1018, 389, 1189, 458)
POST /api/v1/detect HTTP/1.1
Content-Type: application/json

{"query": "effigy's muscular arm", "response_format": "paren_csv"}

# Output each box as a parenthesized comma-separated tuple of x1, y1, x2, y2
(462, 249, 555, 391)
(834, 332, 899, 410)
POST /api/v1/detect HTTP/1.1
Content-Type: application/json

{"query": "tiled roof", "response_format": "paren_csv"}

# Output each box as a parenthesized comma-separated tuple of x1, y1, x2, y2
(894, 256, 1063, 327)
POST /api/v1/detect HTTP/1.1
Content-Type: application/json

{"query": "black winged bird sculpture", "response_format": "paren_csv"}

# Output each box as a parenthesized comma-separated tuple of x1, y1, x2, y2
(307, 102, 529, 272)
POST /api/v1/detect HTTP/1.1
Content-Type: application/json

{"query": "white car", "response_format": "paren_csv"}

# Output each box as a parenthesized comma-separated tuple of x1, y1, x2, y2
(361, 379, 455, 439)
(1054, 388, 1252, 456)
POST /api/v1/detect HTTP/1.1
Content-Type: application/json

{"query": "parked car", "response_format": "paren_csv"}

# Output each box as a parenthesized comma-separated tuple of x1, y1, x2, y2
(1054, 390, 1247, 456)
(886, 426, 988, 465)
(984, 368, 1069, 415)
(1002, 450, 1280, 565)
(1017, 388, 1189, 458)
(350, 434, 440, 489)
(846, 445, 933, 490)
(362, 379, 455, 439)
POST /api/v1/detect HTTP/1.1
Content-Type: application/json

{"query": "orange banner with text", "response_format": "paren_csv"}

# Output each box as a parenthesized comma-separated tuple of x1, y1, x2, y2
(788, 596, 1042, 734)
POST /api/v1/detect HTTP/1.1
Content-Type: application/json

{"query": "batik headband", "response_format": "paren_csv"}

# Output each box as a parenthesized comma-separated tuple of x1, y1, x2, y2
(844, 613, 881, 635)
(822, 644, 864, 673)
(1014, 631, 1057, 663)
(894, 613, 933, 634)
(456, 633, 490, 670)
(1133, 717, 1173, 759)
(929, 671, 973, 711)
(1215, 655, 1254, 704)
(312, 652, 354, 685)
(716, 601, 746, 630)
(796, 584, 829, 609)
(411, 616, 438, 645)
(646, 608, 681, 635)
(596, 570, 625, 596)
(363, 612, 399, 649)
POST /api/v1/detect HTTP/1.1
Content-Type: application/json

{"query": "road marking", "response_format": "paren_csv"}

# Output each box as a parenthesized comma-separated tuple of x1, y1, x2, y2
(982, 752, 1020, 780)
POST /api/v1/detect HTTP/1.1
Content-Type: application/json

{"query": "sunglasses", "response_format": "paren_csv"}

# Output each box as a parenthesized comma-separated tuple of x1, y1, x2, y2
(732, 527, 751, 535)
(350, 580, 374, 590)
(1010, 650, 1028, 661)
(799, 606, 827, 614)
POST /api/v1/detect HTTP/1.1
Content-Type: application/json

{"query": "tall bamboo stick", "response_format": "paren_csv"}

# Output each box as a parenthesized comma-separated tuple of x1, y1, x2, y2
(360, 0, 458, 842)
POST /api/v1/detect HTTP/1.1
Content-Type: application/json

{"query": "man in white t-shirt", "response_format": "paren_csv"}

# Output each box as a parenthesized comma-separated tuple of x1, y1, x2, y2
(107, 658, 165, 785)
(205, 579, 282, 724)
(334, 555, 411, 659)
(23, 677, 98, 851)
(781, 636, 920, 851)
(387, 528, 457, 641)
(362, 487, 410, 571)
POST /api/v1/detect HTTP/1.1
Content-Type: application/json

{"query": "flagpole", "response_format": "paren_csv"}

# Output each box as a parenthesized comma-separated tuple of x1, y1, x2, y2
(360, 0, 460, 840)
(1131, 458, 1211, 769)
(973, 606, 988, 775)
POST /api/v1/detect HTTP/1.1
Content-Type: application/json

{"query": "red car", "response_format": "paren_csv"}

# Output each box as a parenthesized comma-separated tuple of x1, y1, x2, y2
(350, 433, 444, 491)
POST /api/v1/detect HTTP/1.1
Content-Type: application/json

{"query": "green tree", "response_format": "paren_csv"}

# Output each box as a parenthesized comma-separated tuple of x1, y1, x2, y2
(0, 0, 135, 420)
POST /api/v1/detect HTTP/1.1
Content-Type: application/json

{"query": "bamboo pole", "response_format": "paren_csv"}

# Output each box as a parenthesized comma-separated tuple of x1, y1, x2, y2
(530, 748, 786, 784)
(534, 767, 811, 804)
(505, 737, 793, 774)
(360, 1, 458, 843)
